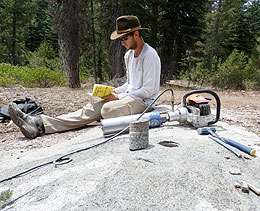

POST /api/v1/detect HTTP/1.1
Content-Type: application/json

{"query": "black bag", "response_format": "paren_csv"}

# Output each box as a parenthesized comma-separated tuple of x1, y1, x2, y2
(0, 98, 43, 122)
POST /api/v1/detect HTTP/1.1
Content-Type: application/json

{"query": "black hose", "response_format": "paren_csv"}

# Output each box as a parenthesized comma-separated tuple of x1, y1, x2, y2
(53, 88, 174, 164)
(0, 88, 174, 184)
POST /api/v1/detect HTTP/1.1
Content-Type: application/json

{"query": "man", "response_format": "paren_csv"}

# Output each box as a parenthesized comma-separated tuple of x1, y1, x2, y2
(9, 15, 161, 139)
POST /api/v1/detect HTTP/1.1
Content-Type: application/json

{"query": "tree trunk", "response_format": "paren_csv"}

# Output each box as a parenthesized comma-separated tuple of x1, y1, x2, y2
(106, 0, 124, 79)
(150, 2, 158, 49)
(12, 7, 17, 65)
(161, 45, 177, 83)
(50, 0, 80, 88)
(90, 0, 97, 83)
(97, 40, 104, 82)
(110, 44, 124, 79)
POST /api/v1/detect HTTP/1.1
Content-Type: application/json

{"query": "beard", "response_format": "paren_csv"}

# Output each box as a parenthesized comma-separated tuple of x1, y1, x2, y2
(124, 39, 137, 50)
(129, 40, 137, 50)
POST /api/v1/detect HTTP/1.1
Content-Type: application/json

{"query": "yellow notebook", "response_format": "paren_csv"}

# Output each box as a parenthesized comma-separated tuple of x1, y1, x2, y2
(92, 84, 114, 97)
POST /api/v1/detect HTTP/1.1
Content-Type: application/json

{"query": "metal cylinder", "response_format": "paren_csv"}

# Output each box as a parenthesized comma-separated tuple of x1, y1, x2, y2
(167, 107, 187, 123)
(101, 112, 154, 137)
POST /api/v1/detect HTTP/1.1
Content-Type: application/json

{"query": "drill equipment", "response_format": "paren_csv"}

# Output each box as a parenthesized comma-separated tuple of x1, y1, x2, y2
(101, 89, 221, 137)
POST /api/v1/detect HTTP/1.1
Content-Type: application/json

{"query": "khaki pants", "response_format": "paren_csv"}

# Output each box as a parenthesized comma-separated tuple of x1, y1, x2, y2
(41, 96, 148, 134)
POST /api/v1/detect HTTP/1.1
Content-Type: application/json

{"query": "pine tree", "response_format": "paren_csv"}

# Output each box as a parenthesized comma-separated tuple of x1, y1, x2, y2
(25, 0, 58, 52)
(0, 0, 36, 65)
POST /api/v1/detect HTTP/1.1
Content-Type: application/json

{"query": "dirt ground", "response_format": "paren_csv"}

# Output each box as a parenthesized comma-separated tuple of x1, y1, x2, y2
(1, 82, 260, 156)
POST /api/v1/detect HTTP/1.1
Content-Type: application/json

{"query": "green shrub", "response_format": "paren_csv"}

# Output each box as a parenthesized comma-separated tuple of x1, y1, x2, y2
(181, 62, 207, 86)
(257, 70, 260, 87)
(180, 49, 259, 90)
(0, 63, 67, 88)
(181, 56, 221, 87)
(0, 189, 13, 202)
(212, 49, 251, 90)
(0, 64, 16, 87)
(27, 40, 61, 71)
(20, 67, 67, 88)
(249, 37, 260, 88)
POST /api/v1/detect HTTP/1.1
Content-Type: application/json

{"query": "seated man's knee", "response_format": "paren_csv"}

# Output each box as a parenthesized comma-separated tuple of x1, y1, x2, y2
(101, 103, 118, 119)
(100, 104, 111, 119)
(101, 101, 127, 119)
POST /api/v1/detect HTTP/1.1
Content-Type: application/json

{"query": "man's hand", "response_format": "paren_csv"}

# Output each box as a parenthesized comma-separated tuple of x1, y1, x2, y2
(102, 92, 119, 102)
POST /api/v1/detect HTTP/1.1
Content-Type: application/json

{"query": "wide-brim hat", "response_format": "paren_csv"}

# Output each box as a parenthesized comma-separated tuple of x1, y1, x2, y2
(110, 15, 149, 40)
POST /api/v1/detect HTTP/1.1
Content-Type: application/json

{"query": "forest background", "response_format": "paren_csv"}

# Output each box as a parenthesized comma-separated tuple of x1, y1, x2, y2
(0, 0, 259, 90)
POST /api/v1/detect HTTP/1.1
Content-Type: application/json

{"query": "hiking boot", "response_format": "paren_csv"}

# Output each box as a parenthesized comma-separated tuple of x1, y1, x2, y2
(8, 102, 44, 139)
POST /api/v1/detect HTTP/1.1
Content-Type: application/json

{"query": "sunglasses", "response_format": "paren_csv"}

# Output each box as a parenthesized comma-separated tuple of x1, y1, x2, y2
(120, 36, 128, 41)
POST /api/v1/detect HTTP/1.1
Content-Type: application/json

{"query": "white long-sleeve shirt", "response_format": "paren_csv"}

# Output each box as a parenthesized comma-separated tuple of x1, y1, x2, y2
(114, 43, 161, 106)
